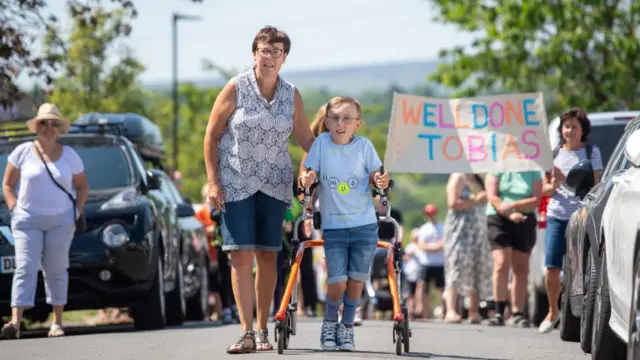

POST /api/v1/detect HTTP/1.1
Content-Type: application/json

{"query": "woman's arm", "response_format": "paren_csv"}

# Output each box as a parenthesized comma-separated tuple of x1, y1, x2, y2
(72, 172, 89, 211)
(204, 79, 237, 186)
(292, 89, 315, 153)
(2, 163, 19, 210)
(485, 173, 504, 214)
(446, 173, 475, 210)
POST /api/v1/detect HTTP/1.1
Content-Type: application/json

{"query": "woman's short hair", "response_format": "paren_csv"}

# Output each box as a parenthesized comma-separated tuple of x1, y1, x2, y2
(558, 107, 591, 142)
(252, 26, 291, 55)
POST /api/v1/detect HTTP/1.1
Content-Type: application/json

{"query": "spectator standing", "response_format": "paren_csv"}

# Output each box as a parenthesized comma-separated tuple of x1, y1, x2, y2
(0, 103, 89, 339)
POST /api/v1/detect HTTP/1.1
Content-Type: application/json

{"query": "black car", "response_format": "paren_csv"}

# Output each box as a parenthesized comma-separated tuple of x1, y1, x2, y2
(0, 118, 185, 330)
(149, 169, 211, 321)
(560, 115, 640, 352)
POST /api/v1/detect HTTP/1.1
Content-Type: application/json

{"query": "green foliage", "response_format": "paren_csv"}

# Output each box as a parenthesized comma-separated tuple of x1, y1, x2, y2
(427, 0, 640, 113)
(45, 5, 149, 118)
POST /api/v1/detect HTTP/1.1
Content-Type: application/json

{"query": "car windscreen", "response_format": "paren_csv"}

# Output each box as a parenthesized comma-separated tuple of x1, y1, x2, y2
(0, 144, 134, 196)
(589, 124, 627, 167)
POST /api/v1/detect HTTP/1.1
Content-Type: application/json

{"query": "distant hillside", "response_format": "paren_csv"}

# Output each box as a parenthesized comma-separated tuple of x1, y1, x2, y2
(142, 59, 446, 95)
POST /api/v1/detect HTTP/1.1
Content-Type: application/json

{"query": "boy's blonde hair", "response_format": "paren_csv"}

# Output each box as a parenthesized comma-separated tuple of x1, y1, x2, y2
(324, 96, 362, 119)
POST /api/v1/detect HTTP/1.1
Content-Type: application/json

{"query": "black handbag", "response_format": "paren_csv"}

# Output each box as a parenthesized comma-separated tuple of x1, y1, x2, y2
(34, 143, 87, 234)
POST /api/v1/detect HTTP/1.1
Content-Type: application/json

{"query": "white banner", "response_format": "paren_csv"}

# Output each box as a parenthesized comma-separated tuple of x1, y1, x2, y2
(383, 92, 554, 174)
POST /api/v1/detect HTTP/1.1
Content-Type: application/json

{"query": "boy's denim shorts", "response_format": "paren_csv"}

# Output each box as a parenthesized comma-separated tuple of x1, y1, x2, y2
(220, 191, 287, 253)
(323, 222, 379, 284)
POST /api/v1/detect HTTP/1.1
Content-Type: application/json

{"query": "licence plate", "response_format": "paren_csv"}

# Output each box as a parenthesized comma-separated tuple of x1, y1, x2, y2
(1, 256, 15, 274)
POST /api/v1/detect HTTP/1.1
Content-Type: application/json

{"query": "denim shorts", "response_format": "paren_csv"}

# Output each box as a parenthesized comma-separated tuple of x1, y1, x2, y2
(545, 216, 569, 269)
(220, 191, 287, 253)
(323, 223, 379, 284)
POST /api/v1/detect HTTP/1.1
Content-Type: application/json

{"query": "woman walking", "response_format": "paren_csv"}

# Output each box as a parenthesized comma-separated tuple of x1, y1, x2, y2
(0, 103, 89, 339)
(203, 26, 315, 353)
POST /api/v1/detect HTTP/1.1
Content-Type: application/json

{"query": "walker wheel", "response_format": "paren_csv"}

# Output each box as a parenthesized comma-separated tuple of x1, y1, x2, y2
(402, 308, 410, 353)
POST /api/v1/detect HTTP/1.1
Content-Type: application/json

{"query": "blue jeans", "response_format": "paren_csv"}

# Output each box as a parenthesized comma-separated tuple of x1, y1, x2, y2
(323, 223, 379, 284)
(545, 216, 569, 269)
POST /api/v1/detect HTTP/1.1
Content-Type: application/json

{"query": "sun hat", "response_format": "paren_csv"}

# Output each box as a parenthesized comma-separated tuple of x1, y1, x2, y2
(26, 103, 70, 134)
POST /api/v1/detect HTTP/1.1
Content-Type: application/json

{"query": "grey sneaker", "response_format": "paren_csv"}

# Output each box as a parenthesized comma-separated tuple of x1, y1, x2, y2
(320, 319, 339, 351)
(337, 323, 355, 351)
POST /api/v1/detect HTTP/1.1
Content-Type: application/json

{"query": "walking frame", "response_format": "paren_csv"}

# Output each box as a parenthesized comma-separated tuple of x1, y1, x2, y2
(273, 166, 411, 355)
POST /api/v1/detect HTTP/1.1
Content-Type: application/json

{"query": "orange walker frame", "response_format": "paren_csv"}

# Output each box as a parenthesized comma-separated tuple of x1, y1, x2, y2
(273, 167, 411, 355)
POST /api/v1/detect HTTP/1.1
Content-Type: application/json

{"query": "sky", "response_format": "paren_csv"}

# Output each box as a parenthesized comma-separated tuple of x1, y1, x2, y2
(19, 0, 476, 87)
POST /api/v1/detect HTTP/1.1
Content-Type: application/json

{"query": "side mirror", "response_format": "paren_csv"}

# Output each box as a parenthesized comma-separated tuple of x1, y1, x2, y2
(146, 171, 161, 190)
(176, 202, 195, 218)
(624, 129, 640, 167)
(566, 160, 594, 199)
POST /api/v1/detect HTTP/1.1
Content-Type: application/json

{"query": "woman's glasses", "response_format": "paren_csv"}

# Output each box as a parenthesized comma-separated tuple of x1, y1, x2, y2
(257, 48, 284, 59)
(38, 119, 63, 128)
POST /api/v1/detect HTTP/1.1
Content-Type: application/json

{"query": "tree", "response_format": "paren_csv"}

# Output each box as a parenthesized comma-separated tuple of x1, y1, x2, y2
(427, 1, 640, 113)
(0, 0, 202, 107)
(44, 5, 148, 118)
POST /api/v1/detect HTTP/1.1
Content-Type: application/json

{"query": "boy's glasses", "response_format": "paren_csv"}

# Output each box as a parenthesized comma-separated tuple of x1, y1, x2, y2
(326, 116, 358, 125)
(257, 48, 284, 58)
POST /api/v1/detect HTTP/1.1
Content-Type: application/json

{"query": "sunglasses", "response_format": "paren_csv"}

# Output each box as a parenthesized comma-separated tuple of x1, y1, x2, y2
(38, 119, 63, 128)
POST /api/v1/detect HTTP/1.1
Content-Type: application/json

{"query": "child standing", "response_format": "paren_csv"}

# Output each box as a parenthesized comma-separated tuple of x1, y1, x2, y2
(300, 96, 390, 351)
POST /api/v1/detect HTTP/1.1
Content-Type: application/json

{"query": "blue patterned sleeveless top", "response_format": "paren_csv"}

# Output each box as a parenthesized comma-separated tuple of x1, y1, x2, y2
(218, 68, 295, 206)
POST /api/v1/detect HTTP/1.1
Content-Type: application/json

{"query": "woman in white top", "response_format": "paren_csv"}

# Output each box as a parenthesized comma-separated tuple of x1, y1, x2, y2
(0, 104, 89, 339)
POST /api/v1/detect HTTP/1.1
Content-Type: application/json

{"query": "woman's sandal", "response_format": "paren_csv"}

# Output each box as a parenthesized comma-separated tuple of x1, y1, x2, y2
(255, 328, 273, 351)
(0, 322, 20, 340)
(48, 324, 65, 337)
(226, 330, 256, 354)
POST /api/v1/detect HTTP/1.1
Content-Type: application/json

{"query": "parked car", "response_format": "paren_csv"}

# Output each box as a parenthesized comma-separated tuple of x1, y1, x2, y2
(148, 169, 212, 321)
(588, 126, 640, 359)
(528, 111, 640, 327)
(558, 115, 640, 353)
(0, 116, 185, 330)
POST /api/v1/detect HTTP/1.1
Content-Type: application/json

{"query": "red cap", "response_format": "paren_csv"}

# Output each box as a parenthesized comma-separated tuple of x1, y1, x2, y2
(424, 204, 438, 216)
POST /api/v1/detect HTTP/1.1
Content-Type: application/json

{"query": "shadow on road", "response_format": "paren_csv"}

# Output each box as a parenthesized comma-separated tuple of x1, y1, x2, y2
(286, 348, 510, 360)
(15, 320, 226, 339)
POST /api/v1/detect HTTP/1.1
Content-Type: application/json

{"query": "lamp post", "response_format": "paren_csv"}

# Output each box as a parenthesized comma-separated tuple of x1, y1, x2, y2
(172, 12, 201, 170)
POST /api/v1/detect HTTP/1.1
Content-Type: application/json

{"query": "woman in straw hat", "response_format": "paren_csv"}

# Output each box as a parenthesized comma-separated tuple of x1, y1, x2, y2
(0, 103, 89, 339)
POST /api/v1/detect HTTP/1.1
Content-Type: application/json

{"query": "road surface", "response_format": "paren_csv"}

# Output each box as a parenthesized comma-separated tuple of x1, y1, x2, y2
(2, 318, 589, 360)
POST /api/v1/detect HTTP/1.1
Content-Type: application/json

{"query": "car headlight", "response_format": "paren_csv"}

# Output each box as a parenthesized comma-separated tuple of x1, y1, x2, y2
(102, 223, 129, 248)
(100, 187, 138, 210)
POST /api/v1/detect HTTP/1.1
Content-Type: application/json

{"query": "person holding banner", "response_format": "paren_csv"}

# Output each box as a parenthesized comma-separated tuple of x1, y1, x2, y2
(485, 171, 543, 327)
(538, 108, 602, 333)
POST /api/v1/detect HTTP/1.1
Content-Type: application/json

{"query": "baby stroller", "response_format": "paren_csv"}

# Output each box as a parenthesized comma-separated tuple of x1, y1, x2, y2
(273, 166, 412, 355)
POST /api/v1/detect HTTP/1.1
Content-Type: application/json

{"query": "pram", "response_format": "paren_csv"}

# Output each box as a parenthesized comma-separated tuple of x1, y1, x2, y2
(273, 166, 411, 355)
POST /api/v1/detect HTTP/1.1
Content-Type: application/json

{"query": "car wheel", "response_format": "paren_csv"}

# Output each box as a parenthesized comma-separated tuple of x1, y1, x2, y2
(186, 259, 210, 321)
(165, 261, 186, 326)
(627, 250, 640, 360)
(132, 257, 166, 330)
(559, 262, 580, 342)
(580, 248, 597, 353)
(591, 248, 626, 359)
